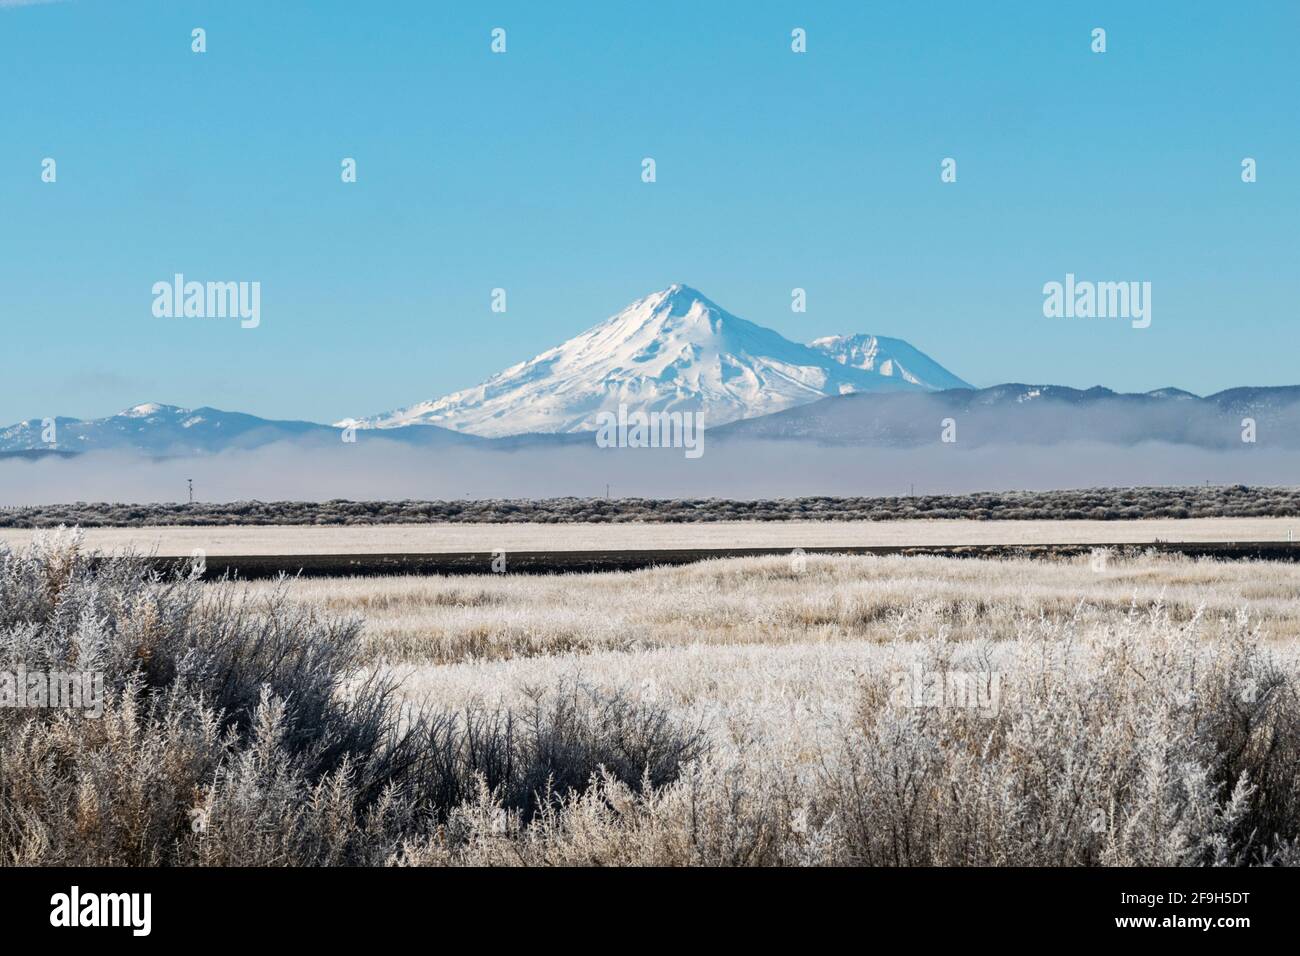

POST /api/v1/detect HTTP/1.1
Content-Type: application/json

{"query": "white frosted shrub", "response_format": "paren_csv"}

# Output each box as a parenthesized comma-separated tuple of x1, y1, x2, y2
(404, 605, 1300, 867)
(0, 531, 702, 865)
(4, 531, 1298, 866)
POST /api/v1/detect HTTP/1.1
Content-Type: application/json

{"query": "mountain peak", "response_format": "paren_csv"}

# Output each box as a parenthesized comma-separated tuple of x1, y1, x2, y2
(657, 282, 710, 305)
(589, 284, 730, 345)
(346, 286, 969, 437)
(118, 402, 181, 419)
(639, 283, 723, 325)
(809, 333, 972, 390)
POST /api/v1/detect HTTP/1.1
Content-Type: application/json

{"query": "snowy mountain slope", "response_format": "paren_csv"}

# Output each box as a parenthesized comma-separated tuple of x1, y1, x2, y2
(346, 284, 966, 437)
(710, 384, 1300, 448)
(808, 334, 971, 390)
(15, 281, 1296, 456)
(0, 403, 478, 455)
(6, 384, 1300, 456)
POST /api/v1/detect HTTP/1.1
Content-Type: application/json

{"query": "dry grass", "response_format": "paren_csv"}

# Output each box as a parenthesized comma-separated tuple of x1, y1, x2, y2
(389, 606, 1300, 866)
(9, 530, 1300, 866)
(295, 552, 1300, 865)
(0, 530, 703, 865)
(217, 551, 1300, 666)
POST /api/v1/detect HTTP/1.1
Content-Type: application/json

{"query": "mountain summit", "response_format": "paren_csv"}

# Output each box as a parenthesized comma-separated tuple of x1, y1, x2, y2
(809, 334, 971, 391)
(346, 284, 968, 437)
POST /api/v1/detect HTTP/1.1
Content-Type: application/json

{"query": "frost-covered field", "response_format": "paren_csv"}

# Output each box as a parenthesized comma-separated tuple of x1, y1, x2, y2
(8, 533, 1300, 866)
(360, 553, 1300, 865)
(208, 552, 1300, 865)
(1, 515, 1294, 556)
(222, 551, 1300, 665)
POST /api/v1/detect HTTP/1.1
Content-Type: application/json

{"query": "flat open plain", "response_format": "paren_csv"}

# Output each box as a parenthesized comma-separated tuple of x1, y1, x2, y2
(2, 516, 1296, 556)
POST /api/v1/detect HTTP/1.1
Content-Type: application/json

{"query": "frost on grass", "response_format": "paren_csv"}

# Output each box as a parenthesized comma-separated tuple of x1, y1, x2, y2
(393, 609, 1300, 866)
(0, 529, 702, 865)
(237, 551, 1300, 665)
(2, 530, 1300, 866)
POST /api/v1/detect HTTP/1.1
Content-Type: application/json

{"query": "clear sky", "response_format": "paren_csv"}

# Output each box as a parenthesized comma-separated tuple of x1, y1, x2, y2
(2, 0, 1297, 425)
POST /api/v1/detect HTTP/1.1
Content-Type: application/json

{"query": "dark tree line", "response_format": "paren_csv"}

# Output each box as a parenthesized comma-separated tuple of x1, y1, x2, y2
(2, 485, 1299, 528)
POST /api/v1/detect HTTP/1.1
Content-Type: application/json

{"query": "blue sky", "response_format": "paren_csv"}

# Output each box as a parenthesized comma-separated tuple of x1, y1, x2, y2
(1, 0, 1297, 425)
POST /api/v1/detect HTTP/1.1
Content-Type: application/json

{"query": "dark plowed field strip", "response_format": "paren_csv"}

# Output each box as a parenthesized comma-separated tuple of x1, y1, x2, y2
(119, 541, 1300, 579)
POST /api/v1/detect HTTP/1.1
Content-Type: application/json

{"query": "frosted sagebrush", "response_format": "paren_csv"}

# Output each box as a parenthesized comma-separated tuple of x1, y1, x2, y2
(0, 530, 702, 865)
(5, 531, 1299, 866)
(5, 486, 1299, 527)
(402, 608, 1300, 866)
(231, 551, 1300, 666)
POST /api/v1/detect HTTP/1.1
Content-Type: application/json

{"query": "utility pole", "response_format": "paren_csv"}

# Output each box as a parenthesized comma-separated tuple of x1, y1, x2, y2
(606, 484, 610, 500)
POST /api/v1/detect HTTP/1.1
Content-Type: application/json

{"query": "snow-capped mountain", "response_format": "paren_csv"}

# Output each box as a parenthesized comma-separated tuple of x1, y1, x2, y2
(7, 386, 1300, 458)
(13, 282, 1295, 459)
(0, 403, 476, 456)
(712, 384, 1300, 448)
(346, 284, 967, 437)
(808, 334, 971, 390)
